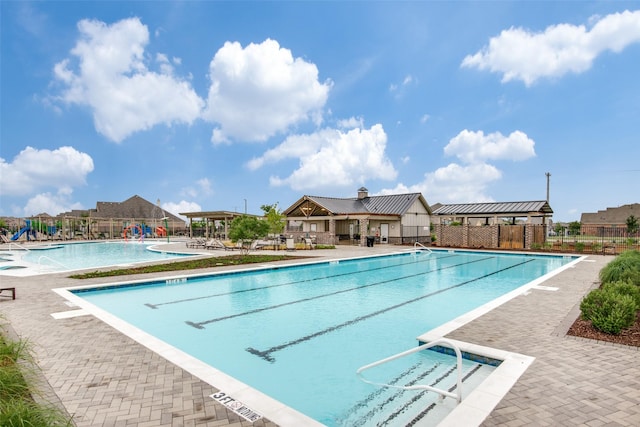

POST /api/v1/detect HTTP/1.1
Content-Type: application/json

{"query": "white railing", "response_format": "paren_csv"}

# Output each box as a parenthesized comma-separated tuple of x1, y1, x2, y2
(37, 255, 69, 271)
(5, 242, 30, 252)
(356, 338, 463, 403)
(414, 241, 432, 254)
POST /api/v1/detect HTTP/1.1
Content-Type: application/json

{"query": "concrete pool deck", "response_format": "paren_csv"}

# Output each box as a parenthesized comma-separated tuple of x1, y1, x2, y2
(0, 242, 639, 426)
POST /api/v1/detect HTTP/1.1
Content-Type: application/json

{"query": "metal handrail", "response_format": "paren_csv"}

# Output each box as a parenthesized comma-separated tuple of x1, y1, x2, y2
(37, 255, 69, 271)
(414, 241, 432, 254)
(356, 338, 463, 403)
(5, 242, 30, 252)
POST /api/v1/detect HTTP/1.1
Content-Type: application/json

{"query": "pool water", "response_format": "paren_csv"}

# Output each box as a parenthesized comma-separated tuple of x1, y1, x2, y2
(20, 241, 192, 272)
(71, 250, 575, 425)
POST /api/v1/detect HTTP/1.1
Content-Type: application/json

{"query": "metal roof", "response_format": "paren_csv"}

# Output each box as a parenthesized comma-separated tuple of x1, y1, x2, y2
(285, 193, 430, 216)
(432, 200, 552, 216)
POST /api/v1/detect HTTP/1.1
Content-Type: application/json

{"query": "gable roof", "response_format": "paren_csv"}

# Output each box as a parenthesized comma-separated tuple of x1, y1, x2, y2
(432, 201, 553, 216)
(284, 193, 431, 217)
(58, 195, 184, 223)
(581, 203, 640, 224)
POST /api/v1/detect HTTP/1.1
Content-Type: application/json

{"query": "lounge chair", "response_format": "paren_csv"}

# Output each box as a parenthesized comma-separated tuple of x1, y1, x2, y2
(304, 238, 316, 249)
(286, 238, 296, 251)
(186, 238, 206, 248)
(0, 235, 10, 244)
(204, 239, 227, 250)
(221, 240, 242, 250)
(250, 240, 269, 251)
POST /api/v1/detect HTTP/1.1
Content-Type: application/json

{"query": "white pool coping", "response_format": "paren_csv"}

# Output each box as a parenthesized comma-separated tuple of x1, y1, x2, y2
(51, 251, 586, 426)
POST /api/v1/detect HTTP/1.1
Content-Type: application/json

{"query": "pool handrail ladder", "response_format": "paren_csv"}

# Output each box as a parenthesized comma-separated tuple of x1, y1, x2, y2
(356, 337, 462, 403)
(37, 255, 70, 272)
(5, 242, 31, 252)
(414, 241, 432, 254)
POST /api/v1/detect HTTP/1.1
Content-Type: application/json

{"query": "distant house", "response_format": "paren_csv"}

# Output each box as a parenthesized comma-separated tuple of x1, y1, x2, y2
(56, 195, 185, 238)
(282, 187, 432, 246)
(58, 195, 183, 223)
(431, 201, 553, 226)
(580, 203, 640, 228)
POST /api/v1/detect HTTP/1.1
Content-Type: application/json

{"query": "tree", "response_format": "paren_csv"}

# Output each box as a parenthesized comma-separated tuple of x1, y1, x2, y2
(228, 215, 270, 255)
(626, 215, 639, 236)
(260, 203, 285, 237)
(568, 221, 581, 236)
(554, 223, 564, 236)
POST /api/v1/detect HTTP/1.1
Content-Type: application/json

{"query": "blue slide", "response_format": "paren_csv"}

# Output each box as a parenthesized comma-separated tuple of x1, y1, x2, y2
(11, 226, 30, 241)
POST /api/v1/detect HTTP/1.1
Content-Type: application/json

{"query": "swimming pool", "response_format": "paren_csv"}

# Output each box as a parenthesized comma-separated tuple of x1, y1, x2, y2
(0, 241, 194, 275)
(60, 249, 578, 426)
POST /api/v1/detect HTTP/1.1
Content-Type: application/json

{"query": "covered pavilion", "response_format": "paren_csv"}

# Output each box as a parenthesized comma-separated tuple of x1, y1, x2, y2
(179, 210, 259, 239)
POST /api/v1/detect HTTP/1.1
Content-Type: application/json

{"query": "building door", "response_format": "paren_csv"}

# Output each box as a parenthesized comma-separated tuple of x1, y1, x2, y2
(380, 223, 389, 244)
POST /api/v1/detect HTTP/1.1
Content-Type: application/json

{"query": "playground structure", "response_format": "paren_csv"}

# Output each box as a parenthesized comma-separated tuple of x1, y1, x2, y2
(10, 220, 56, 241)
(1, 216, 184, 243)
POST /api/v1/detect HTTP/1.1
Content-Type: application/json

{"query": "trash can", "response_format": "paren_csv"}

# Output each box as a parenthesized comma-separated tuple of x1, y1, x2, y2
(366, 236, 375, 247)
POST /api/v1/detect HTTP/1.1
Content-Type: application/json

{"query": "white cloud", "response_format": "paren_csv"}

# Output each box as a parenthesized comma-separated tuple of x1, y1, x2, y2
(0, 146, 94, 196)
(389, 74, 415, 98)
(162, 200, 201, 223)
(52, 17, 204, 142)
(379, 128, 535, 204)
(379, 162, 502, 204)
(444, 130, 536, 163)
(180, 178, 214, 198)
(337, 116, 364, 129)
(253, 123, 396, 191)
(203, 39, 332, 143)
(462, 10, 640, 85)
(23, 191, 84, 216)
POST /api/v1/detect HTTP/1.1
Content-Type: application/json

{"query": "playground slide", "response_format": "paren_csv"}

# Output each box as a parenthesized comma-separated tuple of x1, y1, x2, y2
(11, 226, 30, 241)
(156, 226, 167, 237)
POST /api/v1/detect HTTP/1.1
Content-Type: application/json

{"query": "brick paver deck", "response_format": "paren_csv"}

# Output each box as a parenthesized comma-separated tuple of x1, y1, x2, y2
(0, 243, 638, 426)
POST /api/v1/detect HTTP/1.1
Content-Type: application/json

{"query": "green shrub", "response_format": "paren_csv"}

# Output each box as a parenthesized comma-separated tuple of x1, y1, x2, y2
(599, 250, 640, 286)
(575, 242, 585, 252)
(602, 281, 640, 309)
(580, 288, 637, 335)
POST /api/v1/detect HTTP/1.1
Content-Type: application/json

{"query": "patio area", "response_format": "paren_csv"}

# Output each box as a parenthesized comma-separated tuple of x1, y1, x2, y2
(0, 244, 638, 426)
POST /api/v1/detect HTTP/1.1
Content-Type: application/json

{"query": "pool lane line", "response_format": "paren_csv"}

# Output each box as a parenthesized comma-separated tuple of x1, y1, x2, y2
(145, 252, 458, 309)
(245, 259, 535, 362)
(185, 256, 493, 329)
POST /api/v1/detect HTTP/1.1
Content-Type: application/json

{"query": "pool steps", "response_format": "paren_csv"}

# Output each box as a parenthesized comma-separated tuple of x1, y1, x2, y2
(346, 340, 495, 426)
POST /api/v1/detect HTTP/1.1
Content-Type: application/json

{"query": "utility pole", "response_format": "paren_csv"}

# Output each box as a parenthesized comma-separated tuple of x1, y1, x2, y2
(545, 172, 551, 202)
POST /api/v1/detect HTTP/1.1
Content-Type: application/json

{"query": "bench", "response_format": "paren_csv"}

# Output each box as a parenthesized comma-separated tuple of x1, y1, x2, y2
(0, 287, 16, 300)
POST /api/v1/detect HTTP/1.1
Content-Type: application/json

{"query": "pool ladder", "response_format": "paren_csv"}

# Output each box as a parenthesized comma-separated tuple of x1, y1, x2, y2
(414, 241, 433, 254)
(37, 255, 69, 271)
(356, 338, 463, 404)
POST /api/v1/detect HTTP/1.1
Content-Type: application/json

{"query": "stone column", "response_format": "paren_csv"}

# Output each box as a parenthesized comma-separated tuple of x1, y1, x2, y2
(329, 217, 336, 245)
(359, 218, 369, 246)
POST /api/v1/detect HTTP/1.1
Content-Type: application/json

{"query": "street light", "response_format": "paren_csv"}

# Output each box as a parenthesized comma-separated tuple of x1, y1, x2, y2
(244, 199, 247, 214)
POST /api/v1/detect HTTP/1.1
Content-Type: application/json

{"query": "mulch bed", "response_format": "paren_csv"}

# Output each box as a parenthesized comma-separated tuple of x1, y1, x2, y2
(567, 311, 640, 347)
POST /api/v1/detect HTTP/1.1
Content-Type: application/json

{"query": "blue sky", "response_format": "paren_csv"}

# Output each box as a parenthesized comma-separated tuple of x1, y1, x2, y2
(2, 1, 639, 223)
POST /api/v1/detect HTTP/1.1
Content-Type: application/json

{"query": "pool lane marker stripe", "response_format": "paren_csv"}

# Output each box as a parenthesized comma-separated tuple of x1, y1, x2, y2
(185, 256, 493, 329)
(246, 259, 535, 362)
(145, 252, 458, 309)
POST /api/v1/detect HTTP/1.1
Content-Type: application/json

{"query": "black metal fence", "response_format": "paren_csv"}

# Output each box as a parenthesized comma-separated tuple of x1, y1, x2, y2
(545, 225, 639, 255)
